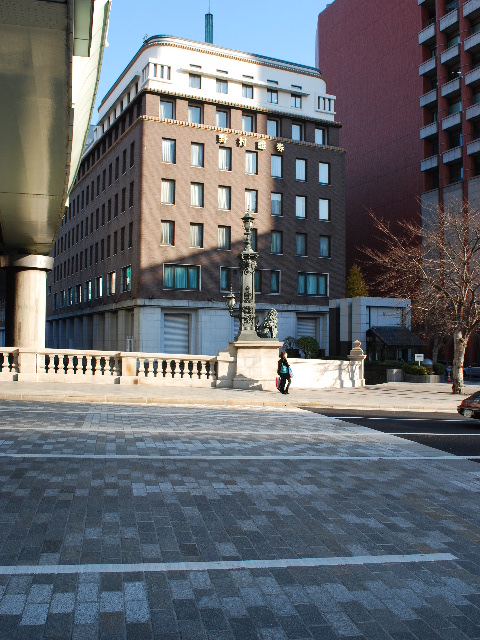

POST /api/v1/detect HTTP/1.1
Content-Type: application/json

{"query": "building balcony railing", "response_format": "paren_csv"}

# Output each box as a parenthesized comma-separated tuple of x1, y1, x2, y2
(419, 23, 436, 45)
(440, 44, 460, 64)
(419, 57, 436, 76)
(464, 0, 480, 19)
(441, 76, 461, 97)
(421, 155, 439, 171)
(440, 8, 458, 32)
(442, 111, 462, 130)
(420, 122, 438, 139)
(443, 146, 462, 163)
(465, 31, 480, 53)
(466, 102, 480, 120)
(467, 138, 480, 155)
(420, 88, 438, 107)
(466, 65, 480, 86)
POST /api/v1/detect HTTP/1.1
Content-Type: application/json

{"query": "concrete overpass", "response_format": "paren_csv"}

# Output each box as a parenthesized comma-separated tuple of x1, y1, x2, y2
(0, 0, 110, 348)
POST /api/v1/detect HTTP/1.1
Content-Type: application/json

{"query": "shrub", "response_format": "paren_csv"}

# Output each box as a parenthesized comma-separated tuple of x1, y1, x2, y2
(297, 336, 320, 359)
(433, 362, 446, 375)
(401, 363, 428, 376)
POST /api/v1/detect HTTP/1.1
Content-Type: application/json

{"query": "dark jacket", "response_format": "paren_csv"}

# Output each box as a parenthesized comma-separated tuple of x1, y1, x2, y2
(277, 357, 290, 376)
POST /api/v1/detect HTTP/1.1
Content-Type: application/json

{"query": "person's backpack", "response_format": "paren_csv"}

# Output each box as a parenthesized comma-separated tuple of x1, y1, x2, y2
(280, 361, 288, 374)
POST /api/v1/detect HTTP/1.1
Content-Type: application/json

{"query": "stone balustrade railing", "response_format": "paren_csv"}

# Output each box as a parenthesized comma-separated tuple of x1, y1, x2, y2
(0, 348, 218, 387)
(0, 343, 365, 389)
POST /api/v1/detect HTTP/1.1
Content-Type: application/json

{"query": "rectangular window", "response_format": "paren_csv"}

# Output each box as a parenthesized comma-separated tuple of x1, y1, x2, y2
(113, 231, 118, 255)
(160, 100, 174, 119)
(189, 74, 201, 89)
(218, 225, 231, 250)
(267, 89, 278, 104)
(95, 242, 98, 263)
(271, 192, 282, 216)
(242, 114, 254, 133)
(121, 265, 132, 292)
(254, 270, 262, 293)
(162, 139, 176, 163)
(101, 238, 105, 261)
(245, 189, 258, 213)
(129, 181, 134, 207)
(102, 169, 106, 191)
(121, 226, 125, 251)
(96, 209, 99, 230)
(219, 147, 231, 171)
(319, 162, 330, 185)
(245, 151, 257, 175)
(291, 94, 302, 109)
(191, 143, 204, 167)
(121, 187, 126, 212)
(216, 79, 228, 94)
(296, 196, 306, 219)
(164, 264, 199, 290)
(85, 280, 92, 301)
(270, 230, 283, 254)
(96, 175, 100, 196)
(188, 105, 202, 124)
(319, 198, 330, 221)
(218, 186, 231, 210)
(75, 284, 82, 304)
(190, 182, 204, 207)
(161, 179, 175, 204)
(216, 110, 228, 128)
(190, 223, 203, 248)
(271, 155, 282, 178)
(292, 123, 303, 141)
(271, 270, 280, 294)
(242, 84, 253, 99)
(122, 149, 127, 173)
(95, 276, 103, 299)
(115, 156, 119, 180)
(315, 128, 326, 145)
(296, 159, 306, 181)
(107, 235, 111, 258)
(319, 235, 331, 258)
(114, 193, 118, 217)
(129, 141, 135, 167)
(298, 273, 328, 296)
(67, 287, 73, 306)
(267, 119, 278, 137)
(128, 222, 133, 248)
(107, 271, 116, 296)
(108, 163, 112, 185)
(251, 228, 258, 252)
(160, 220, 175, 245)
(220, 267, 232, 292)
(296, 233, 307, 256)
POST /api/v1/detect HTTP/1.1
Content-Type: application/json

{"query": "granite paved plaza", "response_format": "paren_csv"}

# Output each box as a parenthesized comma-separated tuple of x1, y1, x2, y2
(0, 401, 479, 639)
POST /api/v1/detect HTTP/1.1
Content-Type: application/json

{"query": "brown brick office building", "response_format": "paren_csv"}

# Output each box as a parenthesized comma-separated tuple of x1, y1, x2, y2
(47, 36, 345, 355)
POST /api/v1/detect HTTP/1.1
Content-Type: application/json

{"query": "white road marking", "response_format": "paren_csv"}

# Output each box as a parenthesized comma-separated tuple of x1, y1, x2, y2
(0, 553, 457, 575)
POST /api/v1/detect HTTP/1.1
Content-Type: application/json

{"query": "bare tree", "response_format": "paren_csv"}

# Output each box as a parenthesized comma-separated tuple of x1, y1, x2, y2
(364, 199, 480, 394)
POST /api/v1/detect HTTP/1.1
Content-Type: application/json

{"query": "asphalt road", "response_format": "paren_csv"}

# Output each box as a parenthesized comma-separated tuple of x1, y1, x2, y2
(305, 408, 480, 460)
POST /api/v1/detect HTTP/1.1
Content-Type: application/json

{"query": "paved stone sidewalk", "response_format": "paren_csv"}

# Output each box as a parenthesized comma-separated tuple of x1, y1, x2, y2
(0, 401, 479, 638)
(0, 380, 474, 412)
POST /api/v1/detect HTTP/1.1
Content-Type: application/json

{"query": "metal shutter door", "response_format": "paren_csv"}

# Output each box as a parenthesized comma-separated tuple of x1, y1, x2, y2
(164, 314, 190, 354)
(297, 317, 317, 339)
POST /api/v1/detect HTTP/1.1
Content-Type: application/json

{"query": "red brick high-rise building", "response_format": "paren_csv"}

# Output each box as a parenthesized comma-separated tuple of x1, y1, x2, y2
(316, 0, 423, 276)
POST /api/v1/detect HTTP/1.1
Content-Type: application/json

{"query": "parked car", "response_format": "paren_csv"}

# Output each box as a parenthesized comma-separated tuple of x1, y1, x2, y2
(458, 391, 480, 419)
(463, 365, 480, 379)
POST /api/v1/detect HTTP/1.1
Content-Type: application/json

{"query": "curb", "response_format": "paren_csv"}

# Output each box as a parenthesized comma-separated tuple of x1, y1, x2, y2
(0, 391, 461, 413)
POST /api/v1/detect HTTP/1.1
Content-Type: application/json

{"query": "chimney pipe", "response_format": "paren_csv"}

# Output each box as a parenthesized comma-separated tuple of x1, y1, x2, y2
(205, 10, 213, 44)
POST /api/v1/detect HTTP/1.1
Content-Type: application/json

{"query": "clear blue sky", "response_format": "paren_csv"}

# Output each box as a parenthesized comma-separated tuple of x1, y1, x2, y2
(94, 0, 330, 118)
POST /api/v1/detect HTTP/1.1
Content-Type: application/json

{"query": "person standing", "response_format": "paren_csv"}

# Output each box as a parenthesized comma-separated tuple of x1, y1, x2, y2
(277, 351, 291, 394)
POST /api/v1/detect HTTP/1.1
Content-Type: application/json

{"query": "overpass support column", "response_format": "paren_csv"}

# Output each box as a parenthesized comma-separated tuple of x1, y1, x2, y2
(0, 255, 54, 349)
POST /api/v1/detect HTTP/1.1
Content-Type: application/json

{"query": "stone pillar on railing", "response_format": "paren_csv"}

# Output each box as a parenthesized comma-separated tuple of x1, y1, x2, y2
(348, 340, 366, 387)
(17, 349, 38, 382)
(120, 352, 138, 385)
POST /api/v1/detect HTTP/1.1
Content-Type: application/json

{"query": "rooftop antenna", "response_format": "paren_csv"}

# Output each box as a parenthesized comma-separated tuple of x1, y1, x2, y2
(205, 1, 213, 44)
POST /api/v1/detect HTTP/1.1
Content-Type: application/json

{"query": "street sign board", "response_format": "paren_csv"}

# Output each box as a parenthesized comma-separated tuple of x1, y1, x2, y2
(415, 354, 424, 363)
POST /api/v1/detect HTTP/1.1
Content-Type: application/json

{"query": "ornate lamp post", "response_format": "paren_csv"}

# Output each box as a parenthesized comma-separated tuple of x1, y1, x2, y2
(225, 212, 259, 341)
